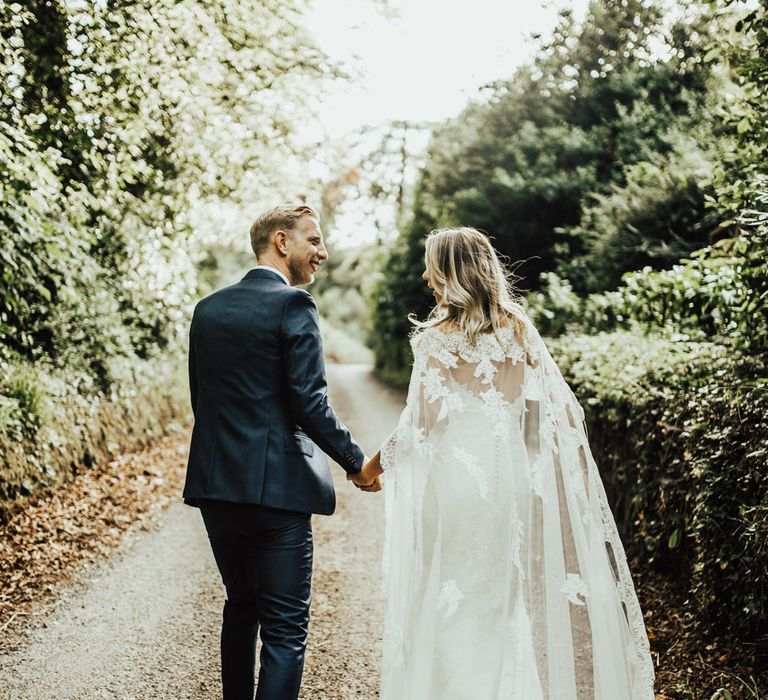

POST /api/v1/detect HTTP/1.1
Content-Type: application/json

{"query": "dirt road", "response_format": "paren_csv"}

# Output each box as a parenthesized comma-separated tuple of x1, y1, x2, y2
(0, 365, 404, 700)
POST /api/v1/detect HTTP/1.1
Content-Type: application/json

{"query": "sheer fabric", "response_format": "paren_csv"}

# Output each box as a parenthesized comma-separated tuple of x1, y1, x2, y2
(379, 323, 655, 700)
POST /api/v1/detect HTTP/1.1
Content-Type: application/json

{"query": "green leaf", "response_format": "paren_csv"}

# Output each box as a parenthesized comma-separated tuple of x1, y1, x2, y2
(737, 116, 753, 134)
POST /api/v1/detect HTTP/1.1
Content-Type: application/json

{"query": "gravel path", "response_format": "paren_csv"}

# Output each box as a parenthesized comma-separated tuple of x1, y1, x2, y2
(0, 365, 404, 700)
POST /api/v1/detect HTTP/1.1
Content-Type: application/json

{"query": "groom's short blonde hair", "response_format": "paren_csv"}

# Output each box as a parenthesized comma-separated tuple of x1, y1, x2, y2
(250, 204, 319, 257)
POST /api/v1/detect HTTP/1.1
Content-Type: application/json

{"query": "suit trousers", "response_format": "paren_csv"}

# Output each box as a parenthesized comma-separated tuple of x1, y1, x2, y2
(200, 500, 313, 700)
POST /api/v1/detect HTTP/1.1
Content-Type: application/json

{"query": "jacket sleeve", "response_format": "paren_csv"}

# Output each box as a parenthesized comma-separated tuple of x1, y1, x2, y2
(280, 289, 365, 474)
(188, 321, 198, 419)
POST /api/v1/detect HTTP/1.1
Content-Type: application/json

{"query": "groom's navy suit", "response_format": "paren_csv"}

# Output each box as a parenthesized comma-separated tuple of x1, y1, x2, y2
(184, 267, 365, 700)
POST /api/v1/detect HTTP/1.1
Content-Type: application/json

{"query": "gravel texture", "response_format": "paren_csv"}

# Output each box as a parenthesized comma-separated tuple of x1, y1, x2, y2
(0, 364, 404, 700)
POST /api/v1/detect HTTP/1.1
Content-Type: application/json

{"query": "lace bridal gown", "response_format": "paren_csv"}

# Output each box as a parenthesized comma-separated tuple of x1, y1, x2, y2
(379, 322, 655, 700)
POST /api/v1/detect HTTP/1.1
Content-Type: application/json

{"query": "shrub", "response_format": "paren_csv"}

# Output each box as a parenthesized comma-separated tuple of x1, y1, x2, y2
(527, 237, 749, 342)
(550, 330, 768, 642)
(0, 355, 189, 519)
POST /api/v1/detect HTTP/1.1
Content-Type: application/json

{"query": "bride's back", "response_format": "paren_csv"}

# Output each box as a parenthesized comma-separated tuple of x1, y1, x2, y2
(380, 226, 655, 700)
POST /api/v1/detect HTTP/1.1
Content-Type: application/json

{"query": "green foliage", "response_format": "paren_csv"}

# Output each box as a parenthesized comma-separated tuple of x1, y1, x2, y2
(551, 331, 768, 641)
(0, 355, 189, 517)
(406, 0, 719, 289)
(527, 237, 747, 341)
(371, 184, 436, 386)
(706, 1, 768, 223)
(556, 134, 721, 292)
(374, 0, 731, 381)
(1, 365, 46, 430)
(0, 0, 331, 509)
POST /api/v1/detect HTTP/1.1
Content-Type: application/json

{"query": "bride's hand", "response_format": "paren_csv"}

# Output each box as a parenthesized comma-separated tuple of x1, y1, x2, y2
(348, 452, 384, 492)
(357, 474, 383, 492)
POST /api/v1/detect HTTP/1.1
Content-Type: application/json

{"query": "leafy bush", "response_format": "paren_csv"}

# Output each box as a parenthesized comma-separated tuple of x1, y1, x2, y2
(0, 0, 331, 512)
(550, 331, 768, 642)
(528, 230, 766, 357)
(0, 355, 189, 520)
(555, 135, 721, 293)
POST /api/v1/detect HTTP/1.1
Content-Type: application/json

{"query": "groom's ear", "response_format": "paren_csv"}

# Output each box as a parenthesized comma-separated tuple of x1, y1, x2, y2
(274, 228, 290, 256)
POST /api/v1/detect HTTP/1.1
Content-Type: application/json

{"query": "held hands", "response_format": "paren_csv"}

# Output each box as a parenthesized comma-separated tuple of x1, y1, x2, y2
(347, 452, 384, 493)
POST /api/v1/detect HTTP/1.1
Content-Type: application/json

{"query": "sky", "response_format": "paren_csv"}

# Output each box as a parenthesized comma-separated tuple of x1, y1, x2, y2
(300, 0, 591, 246)
(305, 0, 590, 135)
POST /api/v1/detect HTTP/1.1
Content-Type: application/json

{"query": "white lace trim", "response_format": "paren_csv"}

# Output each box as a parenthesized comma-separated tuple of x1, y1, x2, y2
(422, 365, 449, 403)
(380, 429, 398, 471)
(413, 325, 526, 368)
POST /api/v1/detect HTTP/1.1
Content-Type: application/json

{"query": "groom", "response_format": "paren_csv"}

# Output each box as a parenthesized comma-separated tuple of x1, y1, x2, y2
(183, 203, 381, 700)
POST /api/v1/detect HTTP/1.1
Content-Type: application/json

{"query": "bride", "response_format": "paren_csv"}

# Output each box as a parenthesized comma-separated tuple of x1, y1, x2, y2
(356, 227, 655, 699)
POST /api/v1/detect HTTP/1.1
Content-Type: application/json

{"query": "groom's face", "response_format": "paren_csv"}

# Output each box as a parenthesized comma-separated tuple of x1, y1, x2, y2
(286, 215, 327, 286)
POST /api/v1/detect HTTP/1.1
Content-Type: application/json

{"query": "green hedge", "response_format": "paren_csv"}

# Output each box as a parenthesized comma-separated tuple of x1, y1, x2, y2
(550, 330, 768, 641)
(0, 353, 188, 520)
(527, 238, 747, 340)
(0, 0, 330, 513)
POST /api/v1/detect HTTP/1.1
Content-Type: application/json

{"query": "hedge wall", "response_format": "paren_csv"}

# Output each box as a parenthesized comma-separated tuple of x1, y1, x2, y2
(550, 331, 768, 644)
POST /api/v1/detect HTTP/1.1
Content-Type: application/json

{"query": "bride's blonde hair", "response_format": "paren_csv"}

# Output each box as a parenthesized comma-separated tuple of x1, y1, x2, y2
(411, 227, 530, 347)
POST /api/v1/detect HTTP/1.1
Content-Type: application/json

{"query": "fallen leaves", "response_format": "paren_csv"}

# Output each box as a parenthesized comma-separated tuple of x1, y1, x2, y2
(635, 567, 767, 699)
(0, 426, 765, 699)
(0, 429, 190, 631)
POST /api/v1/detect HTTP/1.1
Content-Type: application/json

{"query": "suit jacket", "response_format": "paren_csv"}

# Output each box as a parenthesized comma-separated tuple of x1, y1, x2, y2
(183, 268, 365, 515)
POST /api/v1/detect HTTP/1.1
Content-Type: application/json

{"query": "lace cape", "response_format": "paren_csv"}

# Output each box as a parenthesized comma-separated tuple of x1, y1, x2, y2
(379, 323, 655, 699)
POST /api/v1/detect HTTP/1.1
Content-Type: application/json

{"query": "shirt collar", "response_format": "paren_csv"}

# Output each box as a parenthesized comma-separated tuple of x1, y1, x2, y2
(251, 265, 290, 286)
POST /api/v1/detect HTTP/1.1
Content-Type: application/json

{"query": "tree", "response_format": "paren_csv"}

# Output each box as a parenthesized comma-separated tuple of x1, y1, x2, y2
(372, 0, 725, 378)
(0, 0, 331, 382)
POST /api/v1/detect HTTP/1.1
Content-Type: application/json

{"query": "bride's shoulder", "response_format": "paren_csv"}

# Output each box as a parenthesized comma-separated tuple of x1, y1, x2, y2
(409, 326, 465, 367)
(409, 325, 446, 351)
(409, 313, 541, 360)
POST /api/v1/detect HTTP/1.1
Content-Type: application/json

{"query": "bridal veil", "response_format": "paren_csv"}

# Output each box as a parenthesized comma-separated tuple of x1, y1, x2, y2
(379, 322, 655, 699)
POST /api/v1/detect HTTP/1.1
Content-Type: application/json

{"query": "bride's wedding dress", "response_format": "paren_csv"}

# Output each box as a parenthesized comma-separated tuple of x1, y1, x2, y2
(379, 322, 655, 699)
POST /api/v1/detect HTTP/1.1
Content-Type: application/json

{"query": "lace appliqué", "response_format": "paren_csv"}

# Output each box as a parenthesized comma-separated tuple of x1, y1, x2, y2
(422, 366, 448, 403)
(404, 423, 430, 456)
(414, 325, 526, 368)
(411, 330, 458, 369)
(561, 572, 590, 606)
(529, 454, 546, 501)
(540, 408, 559, 453)
(479, 387, 510, 439)
(474, 357, 497, 384)
(436, 579, 463, 618)
(381, 429, 398, 471)
(453, 446, 490, 500)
